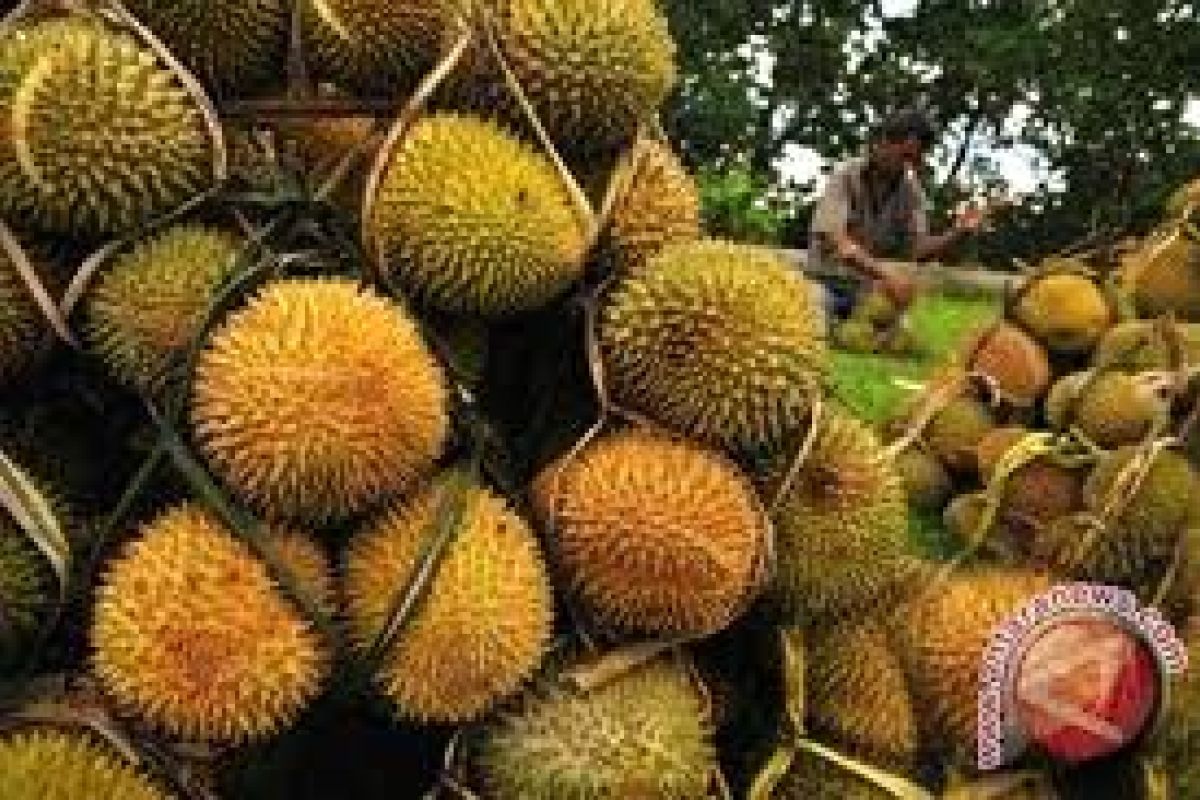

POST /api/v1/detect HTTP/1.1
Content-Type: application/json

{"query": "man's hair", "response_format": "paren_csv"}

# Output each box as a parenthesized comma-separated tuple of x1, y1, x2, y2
(873, 108, 937, 149)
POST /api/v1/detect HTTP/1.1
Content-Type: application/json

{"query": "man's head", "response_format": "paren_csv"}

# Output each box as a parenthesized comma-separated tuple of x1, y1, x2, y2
(869, 108, 936, 175)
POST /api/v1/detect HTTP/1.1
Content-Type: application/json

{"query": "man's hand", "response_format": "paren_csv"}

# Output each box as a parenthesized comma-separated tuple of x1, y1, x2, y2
(876, 266, 915, 310)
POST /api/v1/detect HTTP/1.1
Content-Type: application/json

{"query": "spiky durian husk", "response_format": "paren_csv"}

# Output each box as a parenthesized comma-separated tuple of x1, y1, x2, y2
(0, 728, 168, 800)
(276, 112, 378, 214)
(604, 140, 701, 273)
(472, 658, 716, 799)
(454, 0, 677, 159)
(1092, 320, 1200, 371)
(764, 409, 922, 622)
(1124, 226, 1200, 322)
(894, 567, 1054, 765)
(806, 616, 919, 769)
(833, 318, 880, 353)
(368, 114, 588, 316)
(91, 503, 329, 743)
(1163, 622, 1200, 798)
(922, 395, 996, 475)
(974, 427, 1084, 529)
(300, 0, 447, 98)
(344, 475, 554, 724)
(192, 277, 450, 522)
(1013, 272, 1113, 355)
(601, 240, 827, 452)
(894, 446, 952, 511)
(0, 18, 212, 236)
(86, 225, 243, 395)
(966, 323, 1051, 407)
(0, 518, 52, 671)
(1068, 371, 1166, 449)
(123, 0, 290, 96)
(0, 239, 48, 386)
(1033, 447, 1199, 585)
(530, 428, 764, 637)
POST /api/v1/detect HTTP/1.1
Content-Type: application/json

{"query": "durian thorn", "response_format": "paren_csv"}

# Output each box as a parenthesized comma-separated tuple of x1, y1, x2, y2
(769, 394, 824, 515)
(0, 221, 75, 347)
(476, 5, 598, 241)
(362, 26, 475, 281)
(795, 739, 934, 800)
(103, 0, 228, 183)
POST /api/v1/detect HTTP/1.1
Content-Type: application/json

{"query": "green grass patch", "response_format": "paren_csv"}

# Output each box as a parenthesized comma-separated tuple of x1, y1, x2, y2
(828, 292, 1000, 425)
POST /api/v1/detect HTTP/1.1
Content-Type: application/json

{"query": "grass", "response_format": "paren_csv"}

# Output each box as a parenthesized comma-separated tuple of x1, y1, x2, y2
(828, 290, 1001, 425)
(826, 290, 1002, 558)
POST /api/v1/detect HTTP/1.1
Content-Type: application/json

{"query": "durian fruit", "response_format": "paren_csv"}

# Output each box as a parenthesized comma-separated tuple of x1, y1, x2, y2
(300, 0, 447, 98)
(368, 114, 589, 317)
(0, 508, 53, 672)
(942, 491, 990, 546)
(91, 503, 330, 743)
(1162, 621, 1200, 799)
(343, 474, 554, 724)
(1036, 446, 1200, 585)
(530, 428, 764, 637)
(276, 112, 379, 214)
(0, 18, 213, 236)
(0, 238, 49, 386)
(122, 0, 290, 96)
(923, 394, 996, 475)
(763, 408, 923, 622)
(1092, 320, 1200, 371)
(966, 323, 1052, 407)
(603, 140, 702, 273)
(806, 616, 919, 769)
(86, 225, 243, 395)
(458, 0, 678, 159)
(894, 567, 1053, 766)
(472, 657, 717, 799)
(895, 445, 952, 512)
(0, 728, 168, 800)
(1044, 371, 1168, 449)
(974, 427, 1084, 533)
(192, 277, 451, 522)
(852, 289, 900, 329)
(1013, 272, 1114, 355)
(833, 318, 879, 353)
(1124, 226, 1200, 322)
(600, 240, 827, 452)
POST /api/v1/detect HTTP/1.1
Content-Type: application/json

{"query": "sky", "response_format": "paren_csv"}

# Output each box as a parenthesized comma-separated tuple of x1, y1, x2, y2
(776, 0, 1200, 199)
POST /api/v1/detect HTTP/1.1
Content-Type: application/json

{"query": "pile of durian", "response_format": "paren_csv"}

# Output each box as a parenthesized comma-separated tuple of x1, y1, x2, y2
(0, 2, 1196, 800)
(833, 287, 922, 356)
(885, 183, 1200, 798)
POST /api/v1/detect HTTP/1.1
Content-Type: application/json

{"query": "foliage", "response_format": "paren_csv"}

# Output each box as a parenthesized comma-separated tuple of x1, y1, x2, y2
(661, 0, 1200, 260)
(696, 164, 796, 244)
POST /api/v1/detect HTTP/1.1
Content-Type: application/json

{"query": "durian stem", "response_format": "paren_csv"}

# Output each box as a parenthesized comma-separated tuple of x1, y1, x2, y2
(0, 448, 70, 623)
(0, 220, 76, 347)
(222, 98, 403, 118)
(746, 743, 798, 800)
(360, 466, 478, 678)
(769, 393, 824, 515)
(564, 637, 690, 694)
(795, 739, 934, 800)
(361, 27, 474, 282)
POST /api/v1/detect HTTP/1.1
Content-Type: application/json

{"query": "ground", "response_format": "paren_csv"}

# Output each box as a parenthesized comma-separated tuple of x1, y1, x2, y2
(828, 290, 1000, 559)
